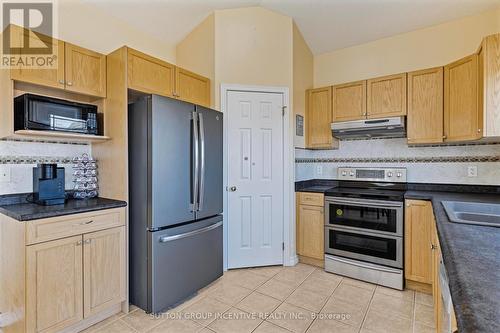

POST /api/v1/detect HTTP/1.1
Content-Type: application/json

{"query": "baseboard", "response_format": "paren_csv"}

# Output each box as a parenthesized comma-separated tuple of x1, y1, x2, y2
(60, 303, 122, 333)
(285, 254, 299, 266)
(405, 279, 432, 294)
(298, 255, 324, 268)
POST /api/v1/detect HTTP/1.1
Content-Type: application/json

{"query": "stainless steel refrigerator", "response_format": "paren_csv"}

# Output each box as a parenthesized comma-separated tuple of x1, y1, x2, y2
(128, 95, 223, 313)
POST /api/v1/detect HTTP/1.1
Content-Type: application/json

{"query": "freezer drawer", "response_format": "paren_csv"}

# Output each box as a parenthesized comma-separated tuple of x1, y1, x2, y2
(149, 216, 223, 313)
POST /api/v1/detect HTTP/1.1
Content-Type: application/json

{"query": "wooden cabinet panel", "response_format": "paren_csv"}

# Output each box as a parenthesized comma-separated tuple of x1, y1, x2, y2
(298, 192, 324, 207)
(404, 200, 433, 284)
(479, 34, 500, 137)
(175, 67, 210, 107)
(10, 27, 65, 89)
(431, 218, 442, 332)
(297, 204, 324, 260)
(127, 48, 175, 97)
(26, 235, 83, 333)
(407, 67, 444, 144)
(444, 54, 481, 142)
(64, 43, 106, 97)
(83, 227, 126, 318)
(367, 73, 407, 118)
(332, 81, 366, 122)
(306, 87, 333, 149)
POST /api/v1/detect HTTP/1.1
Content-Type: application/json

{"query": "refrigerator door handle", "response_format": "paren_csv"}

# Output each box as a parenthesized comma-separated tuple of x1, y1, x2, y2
(198, 112, 205, 212)
(191, 111, 199, 212)
(158, 221, 223, 243)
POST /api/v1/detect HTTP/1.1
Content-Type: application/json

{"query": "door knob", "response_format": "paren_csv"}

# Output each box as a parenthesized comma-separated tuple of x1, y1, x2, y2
(229, 186, 237, 192)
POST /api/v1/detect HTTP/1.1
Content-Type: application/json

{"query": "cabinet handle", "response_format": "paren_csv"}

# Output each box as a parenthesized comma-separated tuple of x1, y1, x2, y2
(431, 244, 437, 250)
(67, 81, 73, 86)
(84, 239, 92, 244)
(80, 220, 94, 225)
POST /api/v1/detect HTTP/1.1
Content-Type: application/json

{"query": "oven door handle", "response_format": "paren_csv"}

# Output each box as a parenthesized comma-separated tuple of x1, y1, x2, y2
(327, 255, 402, 274)
(326, 198, 403, 208)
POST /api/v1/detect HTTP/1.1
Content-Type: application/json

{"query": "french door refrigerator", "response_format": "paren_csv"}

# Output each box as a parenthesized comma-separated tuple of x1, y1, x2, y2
(128, 95, 223, 313)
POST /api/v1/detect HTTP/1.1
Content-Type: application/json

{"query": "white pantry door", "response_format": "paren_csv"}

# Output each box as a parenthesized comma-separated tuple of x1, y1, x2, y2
(227, 90, 284, 269)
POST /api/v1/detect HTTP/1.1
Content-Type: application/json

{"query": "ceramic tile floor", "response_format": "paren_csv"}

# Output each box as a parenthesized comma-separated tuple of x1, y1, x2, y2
(83, 263, 436, 333)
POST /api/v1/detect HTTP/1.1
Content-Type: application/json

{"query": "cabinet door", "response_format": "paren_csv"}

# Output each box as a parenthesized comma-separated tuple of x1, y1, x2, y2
(306, 87, 333, 149)
(431, 219, 442, 331)
(83, 226, 126, 318)
(297, 204, 324, 260)
(64, 43, 106, 97)
(367, 73, 407, 118)
(175, 67, 210, 107)
(404, 200, 432, 284)
(10, 27, 65, 89)
(127, 48, 175, 97)
(444, 54, 481, 142)
(407, 67, 444, 144)
(26, 235, 83, 333)
(332, 81, 367, 122)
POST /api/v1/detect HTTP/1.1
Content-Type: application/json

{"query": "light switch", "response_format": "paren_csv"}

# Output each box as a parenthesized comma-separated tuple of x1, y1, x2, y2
(0, 165, 11, 182)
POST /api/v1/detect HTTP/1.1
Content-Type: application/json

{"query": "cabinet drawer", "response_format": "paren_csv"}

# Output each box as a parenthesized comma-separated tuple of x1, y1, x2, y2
(26, 208, 125, 245)
(299, 192, 324, 206)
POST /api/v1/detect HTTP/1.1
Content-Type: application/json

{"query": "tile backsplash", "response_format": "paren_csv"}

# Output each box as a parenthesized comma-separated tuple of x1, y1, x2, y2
(295, 138, 500, 185)
(0, 139, 91, 195)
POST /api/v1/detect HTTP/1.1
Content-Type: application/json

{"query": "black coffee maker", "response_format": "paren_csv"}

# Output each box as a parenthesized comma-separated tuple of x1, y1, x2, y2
(33, 163, 66, 205)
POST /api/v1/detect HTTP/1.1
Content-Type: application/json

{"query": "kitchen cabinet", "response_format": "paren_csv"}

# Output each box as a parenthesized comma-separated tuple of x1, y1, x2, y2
(83, 227, 126, 318)
(296, 192, 324, 264)
(0, 208, 126, 333)
(306, 87, 335, 149)
(26, 235, 83, 333)
(332, 80, 367, 122)
(407, 67, 444, 144)
(65, 43, 106, 97)
(367, 73, 407, 119)
(444, 54, 481, 142)
(431, 217, 442, 332)
(127, 48, 176, 97)
(404, 200, 433, 285)
(175, 67, 210, 107)
(10, 26, 65, 90)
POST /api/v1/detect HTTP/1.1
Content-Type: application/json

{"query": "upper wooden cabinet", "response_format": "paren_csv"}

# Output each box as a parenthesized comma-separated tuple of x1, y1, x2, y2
(407, 67, 444, 144)
(332, 80, 366, 122)
(478, 34, 500, 138)
(10, 28, 65, 90)
(127, 48, 175, 97)
(367, 73, 407, 118)
(175, 67, 210, 107)
(405, 200, 433, 285)
(306, 87, 334, 149)
(65, 43, 106, 97)
(444, 54, 481, 142)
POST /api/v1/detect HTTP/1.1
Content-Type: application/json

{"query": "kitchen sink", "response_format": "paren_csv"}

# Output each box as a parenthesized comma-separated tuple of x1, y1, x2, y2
(442, 201, 500, 228)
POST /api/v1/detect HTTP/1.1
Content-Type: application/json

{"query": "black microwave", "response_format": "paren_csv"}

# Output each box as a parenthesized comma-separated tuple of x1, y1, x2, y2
(14, 94, 99, 135)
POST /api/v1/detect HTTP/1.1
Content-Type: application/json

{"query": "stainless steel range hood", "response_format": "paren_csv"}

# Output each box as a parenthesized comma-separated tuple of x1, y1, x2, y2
(331, 116, 406, 139)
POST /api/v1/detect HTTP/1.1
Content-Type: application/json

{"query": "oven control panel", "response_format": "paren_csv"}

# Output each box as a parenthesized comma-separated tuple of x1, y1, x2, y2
(337, 167, 407, 182)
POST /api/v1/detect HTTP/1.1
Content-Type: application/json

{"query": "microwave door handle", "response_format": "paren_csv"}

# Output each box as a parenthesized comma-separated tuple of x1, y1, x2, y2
(198, 111, 205, 212)
(191, 111, 199, 212)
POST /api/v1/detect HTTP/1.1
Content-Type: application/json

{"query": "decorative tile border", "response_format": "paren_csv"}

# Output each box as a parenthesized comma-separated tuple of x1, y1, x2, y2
(1, 156, 78, 165)
(0, 138, 89, 146)
(295, 156, 500, 164)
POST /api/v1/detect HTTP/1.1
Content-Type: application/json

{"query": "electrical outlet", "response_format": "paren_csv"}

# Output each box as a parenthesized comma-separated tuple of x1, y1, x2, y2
(0, 165, 11, 182)
(467, 165, 478, 177)
(316, 165, 323, 176)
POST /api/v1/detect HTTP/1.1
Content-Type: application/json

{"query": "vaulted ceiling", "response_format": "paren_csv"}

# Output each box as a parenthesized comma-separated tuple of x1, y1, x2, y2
(81, 0, 500, 55)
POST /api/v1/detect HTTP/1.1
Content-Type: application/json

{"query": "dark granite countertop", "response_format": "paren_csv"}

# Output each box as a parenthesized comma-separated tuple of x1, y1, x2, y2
(405, 190, 500, 333)
(0, 193, 127, 221)
(295, 179, 338, 193)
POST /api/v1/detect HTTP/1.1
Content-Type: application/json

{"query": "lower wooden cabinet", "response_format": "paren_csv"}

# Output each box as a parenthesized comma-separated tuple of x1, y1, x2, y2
(26, 235, 84, 333)
(296, 192, 324, 263)
(404, 200, 433, 284)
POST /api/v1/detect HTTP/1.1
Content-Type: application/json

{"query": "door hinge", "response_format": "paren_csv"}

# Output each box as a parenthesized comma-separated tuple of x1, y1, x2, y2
(282, 106, 287, 116)
(282, 242, 285, 251)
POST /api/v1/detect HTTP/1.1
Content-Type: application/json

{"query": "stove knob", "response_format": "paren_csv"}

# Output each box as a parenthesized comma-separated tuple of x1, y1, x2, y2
(397, 172, 402, 178)
(387, 172, 393, 177)
(349, 172, 355, 177)
(341, 171, 347, 176)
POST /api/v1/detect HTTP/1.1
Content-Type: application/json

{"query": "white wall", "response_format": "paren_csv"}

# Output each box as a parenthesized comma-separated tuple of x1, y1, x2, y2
(295, 140, 500, 185)
(314, 8, 500, 87)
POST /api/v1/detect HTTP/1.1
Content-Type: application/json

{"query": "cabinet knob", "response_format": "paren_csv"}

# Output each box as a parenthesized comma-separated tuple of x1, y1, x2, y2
(76, 240, 83, 245)
(478, 129, 482, 133)
(431, 244, 437, 250)
(58, 79, 65, 84)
